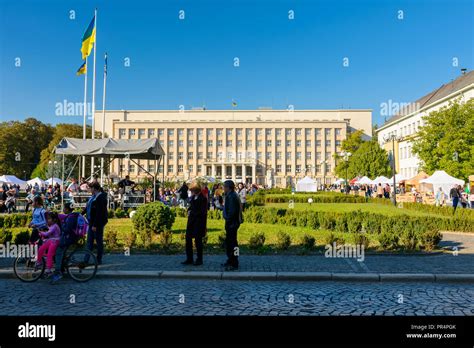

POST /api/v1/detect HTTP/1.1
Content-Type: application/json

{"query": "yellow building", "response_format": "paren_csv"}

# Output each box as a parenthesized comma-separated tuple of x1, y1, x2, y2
(95, 109, 372, 187)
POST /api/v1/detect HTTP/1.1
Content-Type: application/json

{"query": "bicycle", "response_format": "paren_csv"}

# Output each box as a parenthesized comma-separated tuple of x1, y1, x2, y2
(13, 238, 98, 283)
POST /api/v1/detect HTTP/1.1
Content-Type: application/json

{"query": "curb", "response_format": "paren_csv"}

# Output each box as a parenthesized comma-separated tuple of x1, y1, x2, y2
(2, 269, 474, 282)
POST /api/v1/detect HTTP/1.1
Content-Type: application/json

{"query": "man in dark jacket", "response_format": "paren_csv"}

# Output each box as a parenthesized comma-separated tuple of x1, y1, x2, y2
(182, 183, 207, 266)
(222, 180, 242, 271)
(450, 185, 461, 212)
(178, 182, 189, 202)
(85, 182, 108, 264)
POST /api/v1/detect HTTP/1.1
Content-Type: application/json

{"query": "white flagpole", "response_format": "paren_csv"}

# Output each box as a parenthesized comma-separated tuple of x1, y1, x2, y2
(90, 8, 98, 179)
(82, 56, 88, 178)
(100, 53, 108, 186)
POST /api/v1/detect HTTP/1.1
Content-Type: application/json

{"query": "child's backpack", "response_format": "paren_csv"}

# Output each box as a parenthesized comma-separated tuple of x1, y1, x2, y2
(74, 213, 89, 238)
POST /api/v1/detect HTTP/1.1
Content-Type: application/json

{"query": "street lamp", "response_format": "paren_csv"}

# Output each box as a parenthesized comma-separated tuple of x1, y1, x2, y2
(383, 134, 402, 206)
(48, 160, 58, 185)
(340, 151, 351, 194)
(320, 160, 328, 190)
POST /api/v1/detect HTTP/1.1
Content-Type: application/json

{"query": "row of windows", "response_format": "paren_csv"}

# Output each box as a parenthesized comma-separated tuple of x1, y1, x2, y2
(400, 145, 414, 160)
(150, 139, 341, 148)
(119, 127, 343, 139)
(384, 120, 423, 140)
(119, 164, 331, 175)
(166, 151, 335, 161)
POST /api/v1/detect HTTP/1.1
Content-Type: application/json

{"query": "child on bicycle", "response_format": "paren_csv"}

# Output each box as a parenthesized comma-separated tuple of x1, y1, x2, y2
(28, 196, 48, 246)
(36, 212, 61, 276)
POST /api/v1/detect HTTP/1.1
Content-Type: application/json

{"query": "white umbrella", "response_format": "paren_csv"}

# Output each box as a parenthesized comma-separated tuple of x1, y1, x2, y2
(27, 177, 46, 187)
(45, 177, 63, 185)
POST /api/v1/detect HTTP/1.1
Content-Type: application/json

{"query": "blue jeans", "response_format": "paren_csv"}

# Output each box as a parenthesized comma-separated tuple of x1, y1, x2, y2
(86, 225, 104, 263)
(54, 235, 75, 273)
(452, 197, 459, 211)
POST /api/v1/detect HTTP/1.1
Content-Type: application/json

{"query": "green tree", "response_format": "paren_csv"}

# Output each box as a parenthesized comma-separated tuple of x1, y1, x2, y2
(335, 131, 391, 179)
(412, 99, 474, 181)
(0, 118, 53, 179)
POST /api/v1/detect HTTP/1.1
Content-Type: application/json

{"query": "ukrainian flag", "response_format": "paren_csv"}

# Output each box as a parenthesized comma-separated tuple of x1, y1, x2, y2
(81, 15, 96, 60)
(76, 61, 87, 76)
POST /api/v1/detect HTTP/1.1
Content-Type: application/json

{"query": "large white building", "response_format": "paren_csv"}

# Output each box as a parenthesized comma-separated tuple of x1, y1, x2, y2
(95, 109, 372, 187)
(376, 70, 474, 178)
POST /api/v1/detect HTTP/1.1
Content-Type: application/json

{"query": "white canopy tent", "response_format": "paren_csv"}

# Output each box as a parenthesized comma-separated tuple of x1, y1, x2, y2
(0, 175, 27, 189)
(296, 176, 317, 192)
(44, 177, 63, 185)
(358, 176, 373, 185)
(27, 177, 46, 187)
(372, 176, 390, 185)
(334, 178, 345, 185)
(388, 174, 407, 185)
(419, 170, 464, 197)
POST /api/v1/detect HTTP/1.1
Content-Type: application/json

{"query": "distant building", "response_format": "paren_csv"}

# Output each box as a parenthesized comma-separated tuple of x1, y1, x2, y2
(95, 109, 372, 187)
(376, 70, 474, 179)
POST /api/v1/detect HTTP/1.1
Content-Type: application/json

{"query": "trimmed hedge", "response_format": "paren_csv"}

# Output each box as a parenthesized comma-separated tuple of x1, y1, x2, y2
(0, 214, 31, 228)
(249, 194, 367, 205)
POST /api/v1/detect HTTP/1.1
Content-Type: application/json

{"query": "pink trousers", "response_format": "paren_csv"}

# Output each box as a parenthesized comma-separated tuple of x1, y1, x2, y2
(37, 239, 60, 270)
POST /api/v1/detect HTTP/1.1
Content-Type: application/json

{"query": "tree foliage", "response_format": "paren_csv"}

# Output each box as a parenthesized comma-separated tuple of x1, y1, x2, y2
(335, 131, 391, 179)
(412, 99, 474, 181)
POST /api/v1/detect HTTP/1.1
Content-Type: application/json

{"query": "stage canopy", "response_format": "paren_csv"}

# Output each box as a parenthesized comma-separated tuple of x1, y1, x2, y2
(54, 137, 165, 159)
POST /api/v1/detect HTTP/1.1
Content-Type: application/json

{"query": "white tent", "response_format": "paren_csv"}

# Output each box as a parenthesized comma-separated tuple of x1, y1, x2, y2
(419, 170, 464, 197)
(372, 176, 389, 185)
(0, 175, 27, 188)
(388, 174, 407, 185)
(334, 178, 345, 185)
(45, 177, 63, 185)
(27, 177, 46, 187)
(296, 176, 317, 192)
(358, 176, 373, 185)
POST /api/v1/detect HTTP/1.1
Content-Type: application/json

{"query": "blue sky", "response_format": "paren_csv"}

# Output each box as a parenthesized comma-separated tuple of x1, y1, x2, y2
(0, 0, 472, 127)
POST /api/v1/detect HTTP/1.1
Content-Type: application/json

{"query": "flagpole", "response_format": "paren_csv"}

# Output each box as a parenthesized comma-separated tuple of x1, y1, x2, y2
(90, 8, 98, 179)
(82, 56, 88, 178)
(100, 53, 108, 186)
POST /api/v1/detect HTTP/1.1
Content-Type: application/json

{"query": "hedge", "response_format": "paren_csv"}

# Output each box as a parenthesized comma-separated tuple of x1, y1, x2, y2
(0, 214, 31, 228)
(248, 193, 367, 206)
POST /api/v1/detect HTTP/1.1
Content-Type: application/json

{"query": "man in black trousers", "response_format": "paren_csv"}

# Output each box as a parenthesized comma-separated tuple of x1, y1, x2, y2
(221, 180, 242, 271)
(84, 182, 108, 265)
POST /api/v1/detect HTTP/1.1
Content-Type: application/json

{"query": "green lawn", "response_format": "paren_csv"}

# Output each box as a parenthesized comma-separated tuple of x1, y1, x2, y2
(265, 202, 447, 218)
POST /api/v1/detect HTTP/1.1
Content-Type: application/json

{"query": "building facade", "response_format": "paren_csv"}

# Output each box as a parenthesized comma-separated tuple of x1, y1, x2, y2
(376, 71, 474, 179)
(95, 109, 372, 187)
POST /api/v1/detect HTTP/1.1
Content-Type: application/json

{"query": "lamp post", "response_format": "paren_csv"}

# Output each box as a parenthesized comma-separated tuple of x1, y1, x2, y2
(383, 134, 401, 206)
(48, 160, 58, 185)
(320, 160, 328, 190)
(341, 151, 351, 194)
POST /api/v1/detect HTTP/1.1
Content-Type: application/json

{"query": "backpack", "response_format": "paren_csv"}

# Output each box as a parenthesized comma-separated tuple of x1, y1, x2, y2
(75, 214, 89, 238)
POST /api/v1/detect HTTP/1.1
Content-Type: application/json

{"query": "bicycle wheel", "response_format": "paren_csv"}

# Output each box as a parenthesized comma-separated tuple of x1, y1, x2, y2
(13, 256, 44, 282)
(66, 249, 98, 282)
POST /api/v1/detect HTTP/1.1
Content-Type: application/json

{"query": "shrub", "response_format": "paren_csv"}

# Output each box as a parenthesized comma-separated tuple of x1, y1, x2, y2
(217, 231, 227, 248)
(334, 216, 347, 233)
(248, 231, 266, 252)
(300, 234, 316, 250)
(120, 230, 136, 249)
(114, 208, 127, 218)
(275, 231, 291, 250)
(158, 229, 173, 250)
(202, 233, 208, 245)
(0, 228, 13, 244)
(104, 229, 118, 249)
(420, 229, 442, 251)
(353, 232, 370, 249)
(378, 231, 399, 250)
(107, 209, 115, 219)
(14, 231, 30, 245)
(132, 202, 176, 235)
(324, 232, 345, 246)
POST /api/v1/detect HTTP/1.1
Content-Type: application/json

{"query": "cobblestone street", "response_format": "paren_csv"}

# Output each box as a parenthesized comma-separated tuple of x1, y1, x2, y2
(1, 278, 473, 316)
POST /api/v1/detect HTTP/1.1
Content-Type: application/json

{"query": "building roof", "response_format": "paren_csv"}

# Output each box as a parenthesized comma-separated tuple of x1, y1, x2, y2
(381, 70, 474, 128)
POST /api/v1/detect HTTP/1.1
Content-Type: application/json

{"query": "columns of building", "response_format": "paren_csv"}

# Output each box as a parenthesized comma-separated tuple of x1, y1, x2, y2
(232, 164, 236, 183)
(252, 164, 256, 184)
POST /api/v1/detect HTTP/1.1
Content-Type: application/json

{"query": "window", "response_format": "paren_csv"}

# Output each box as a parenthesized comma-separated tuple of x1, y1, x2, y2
(286, 165, 292, 173)
(335, 140, 341, 147)
(237, 140, 242, 147)
(316, 152, 322, 161)
(207, 152, 213, 159)
(178, 129, 184, 136)
(286, 140, 291, 147)
(266, 152, 271, 159)
(188, 140, 194, 147)
(257, 140, 262, 147)
(246, 140, 252, 147)
(217, 140, 223, 147)
(315, 128, 321, 136)
(237, 128, 242, 136)
(306, 140, 311, 147)
(138, 129, 145, 138)
(188, 129, 194, 136)
(276, 128, 282, 136)
(335, 128, 342, 136)
(158, 129, 164, 136)
(276, 165, 282, 173)
(197, 128, 203, 136)
(168, 165, 174, 173)
(148, 164, 155, 172)
(129, 164, 135, 173)
(128, 129, 136, 137)
(188, 152, 193, 159)
(257, 152, 262, 160)
(178, 140, 184, 147)
(159, 140, 164, 147)
(246, 129, 253, 137)
(217, 129, 223, 136)
(226, 129, 232, 136)
(296, 140, 301, 147)
(119, 129, 126, 139)
(198, 152, 203, 159)
(158, 165, 163, 173)
(207, 129, 213, 136)
(305, 128, 311, 136)
(296, 152, 302, 159)
(326, 164, 331, 173)
(148, 129, 155, 137)
(226, 140, 232, 147)
(266, 140, 272, 147)
(296, 165, 301, 173)
(316, 165, 321, 173)
(276, 140, 282, 147)
(306, 152, 312, 159)
(286, 128, 292, 136)
(296, 128, 302, 136)
(188, 165, 193, 172)
(119, 164, 125, 173)
(178, 152, 184, 160)
(168, 152, 174, 160)
(326, 152, 331, 160)
(168, 129, 174, 136)
(198, 140, 203, 146)
(207, 140, 213, 147)
(316, 140, 321, 147)
(286, 152, 292, 159)
(325, 128, 331, 136)
(178, 165, 183, 173)
(276, 152, 282, 159)
(325, 140, 331, 147)
(266, 129, 272, 136)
